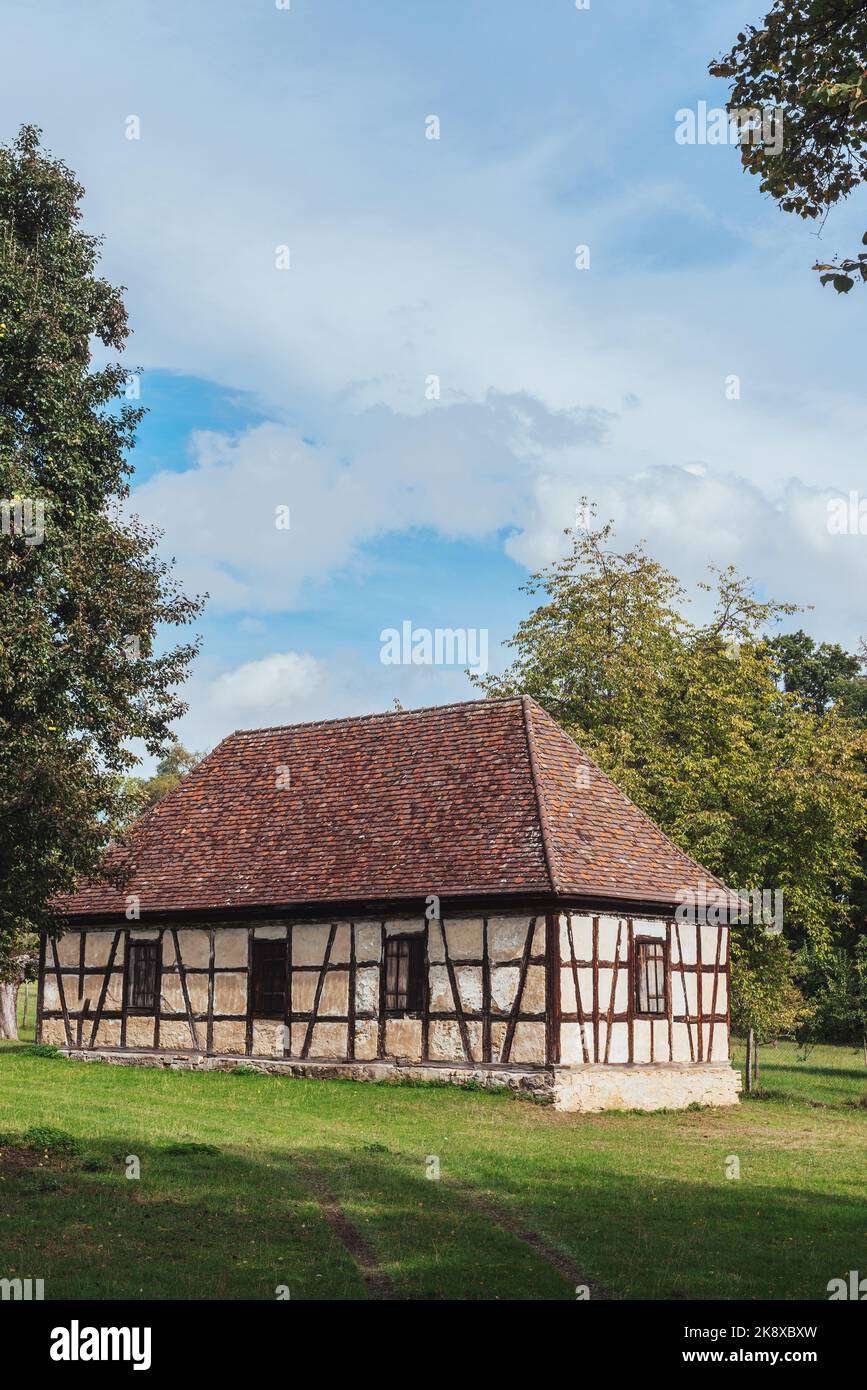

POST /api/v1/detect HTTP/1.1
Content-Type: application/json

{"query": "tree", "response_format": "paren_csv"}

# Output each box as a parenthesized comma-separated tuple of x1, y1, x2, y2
(0, 933, 37, 1042)
(766, 629, 863, 714)
(730, 928, 805, 1091)
(472, 509, 691, 802)
(0, 126, 203, 995)
(475, 507, 867, 1019)
(798, 938, 867, 1062)
(767, 630, 867, 937)
(123, 743, 201, 819)
(709, 1, 867, 291)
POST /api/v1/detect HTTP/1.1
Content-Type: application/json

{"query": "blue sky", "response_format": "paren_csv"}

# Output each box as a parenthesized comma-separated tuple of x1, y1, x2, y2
(4, 0, 866, 758)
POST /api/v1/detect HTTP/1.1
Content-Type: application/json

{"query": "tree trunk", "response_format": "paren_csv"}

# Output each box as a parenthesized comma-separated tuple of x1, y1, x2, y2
(753, 1039, 760, 1087)
(745, 1028, 754, 1094)
(863, 1033, 867, 1069)
(0, 981, 20, 1040)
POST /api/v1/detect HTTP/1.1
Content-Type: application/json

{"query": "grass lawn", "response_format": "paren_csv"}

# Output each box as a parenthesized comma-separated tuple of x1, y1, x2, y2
(0, 1039, 864, 1301)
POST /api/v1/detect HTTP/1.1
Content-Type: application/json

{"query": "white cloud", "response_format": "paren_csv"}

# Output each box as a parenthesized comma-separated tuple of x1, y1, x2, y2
(131, 391, 867, 650)
(208, 652, 325, 718)
(131, 394, 606, 610)
(5, 0, 867, 694)
(507, 466, 867, 645)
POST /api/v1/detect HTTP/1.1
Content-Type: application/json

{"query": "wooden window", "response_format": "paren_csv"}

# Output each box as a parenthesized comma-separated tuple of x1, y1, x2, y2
(251, 939, 287, 1018)
(384, 935, 424, 1014)
(126, 940, 160, 1014)
(634, 938, 666, 1017)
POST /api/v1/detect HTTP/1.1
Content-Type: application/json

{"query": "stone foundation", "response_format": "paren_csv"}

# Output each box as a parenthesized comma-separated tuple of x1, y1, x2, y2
(59, 1048, 553, 1099)
(552, 1062, 741, 1113)
(54, 1048, 740, 1112)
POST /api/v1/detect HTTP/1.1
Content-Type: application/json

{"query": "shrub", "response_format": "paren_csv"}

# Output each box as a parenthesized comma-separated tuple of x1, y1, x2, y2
(22, 1125, 82, 1155)
(15, 1043, 61, 1059)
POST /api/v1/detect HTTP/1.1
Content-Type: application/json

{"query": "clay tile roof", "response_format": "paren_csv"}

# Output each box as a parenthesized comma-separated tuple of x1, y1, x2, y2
(55, 696, 726, 920)
(522, 698, 727, 903)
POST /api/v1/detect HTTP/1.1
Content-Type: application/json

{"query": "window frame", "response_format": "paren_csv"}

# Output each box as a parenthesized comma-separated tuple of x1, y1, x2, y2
(383, 933, 425, 1017)
(632, 935, 668, 1020)
(250, 938, 288, 1020)
(124, 939, 161, 1016)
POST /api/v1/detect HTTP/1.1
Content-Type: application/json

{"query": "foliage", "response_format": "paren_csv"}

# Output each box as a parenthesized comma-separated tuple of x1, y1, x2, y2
(730, 927, 805, 1042)
(122, 743, 201, 819)
(765, 628, 864, 714)
(798, 938, 867, 1046)
(766, 630, 867, 938)
(21, 1124, 81, 1155)
(0, 126, 203, 961)
(0, 931, 37, 985)
(475, 506, 867, 955)
(709, 1, 867, 291)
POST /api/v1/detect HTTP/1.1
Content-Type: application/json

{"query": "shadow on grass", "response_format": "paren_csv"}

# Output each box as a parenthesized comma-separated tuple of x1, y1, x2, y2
(757, 1060, 866, 1079)
(0, 1126, 863, 1301)
(291, 1142, 867, 1302)
(1, 1054, 865, 1301)
(0, 1133, 364, 1301)
(0, 1131, 575, 1300)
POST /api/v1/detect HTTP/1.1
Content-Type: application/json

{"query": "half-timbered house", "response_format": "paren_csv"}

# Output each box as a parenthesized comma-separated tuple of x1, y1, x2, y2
(38, 697, 740, 1111)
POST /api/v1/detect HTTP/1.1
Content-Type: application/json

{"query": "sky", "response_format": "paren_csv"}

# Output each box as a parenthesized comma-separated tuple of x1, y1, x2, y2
(3, 0, 866, 760)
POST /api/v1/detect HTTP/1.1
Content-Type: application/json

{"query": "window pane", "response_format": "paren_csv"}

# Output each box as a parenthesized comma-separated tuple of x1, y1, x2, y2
(635, 946, 645, 1012)
(649, 946, 665, 1012)
(635, 941, 665, 1017)
(406, 937, 424, 1013)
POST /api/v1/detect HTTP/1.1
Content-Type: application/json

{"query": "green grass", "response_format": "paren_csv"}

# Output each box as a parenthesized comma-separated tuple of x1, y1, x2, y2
(732, 1036, 867, 1107)
(0, 1040, 864, 1300)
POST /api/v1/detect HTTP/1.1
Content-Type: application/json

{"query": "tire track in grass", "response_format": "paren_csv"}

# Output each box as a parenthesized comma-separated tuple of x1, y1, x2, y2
(455, 1185, 611, 1300)
(333, 1143, 609, 1299)
(294, 1154, 396, 1300)
(299, 1145, 595, 1299)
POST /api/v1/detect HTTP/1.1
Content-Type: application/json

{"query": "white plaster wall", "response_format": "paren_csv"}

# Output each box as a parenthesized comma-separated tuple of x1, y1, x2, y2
(606, 1022, 630, 1063)
(557, 913, 730, 1067)
(631, 917, 666, 940)
(254, 923, 287, 939)
(632, 1018, 652, 1064)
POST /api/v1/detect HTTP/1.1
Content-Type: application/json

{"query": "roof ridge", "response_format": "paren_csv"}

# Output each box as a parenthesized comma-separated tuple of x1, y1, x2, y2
(231, 695, 522, 739)
(521, 694, 561, 895)
(527, 699, 730, 894)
